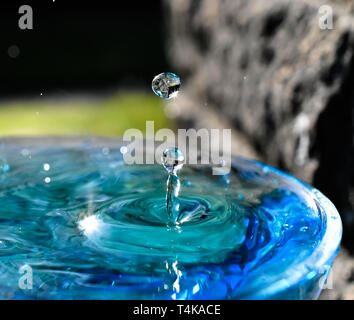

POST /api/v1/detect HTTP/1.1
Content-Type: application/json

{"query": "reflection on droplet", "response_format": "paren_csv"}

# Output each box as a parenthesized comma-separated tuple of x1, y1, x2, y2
(152, 72, 180, 100)
(43, 163, 50, 171)
(44, 177, 51, 184)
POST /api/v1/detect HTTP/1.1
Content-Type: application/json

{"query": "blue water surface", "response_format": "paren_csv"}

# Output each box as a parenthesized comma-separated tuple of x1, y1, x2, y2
(0, 139, 341, 299)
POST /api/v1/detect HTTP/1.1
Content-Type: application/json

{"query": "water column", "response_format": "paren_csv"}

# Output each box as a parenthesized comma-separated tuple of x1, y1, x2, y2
(162, 147, 185, 225)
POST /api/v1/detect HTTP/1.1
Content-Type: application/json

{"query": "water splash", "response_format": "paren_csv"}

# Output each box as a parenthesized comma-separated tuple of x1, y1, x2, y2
(162, 148, 184, 225)
(152, 72, 180, 100)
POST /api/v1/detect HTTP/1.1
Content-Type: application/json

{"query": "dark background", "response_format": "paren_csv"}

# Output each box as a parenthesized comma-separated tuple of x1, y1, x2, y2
(0, 1, 167, 97)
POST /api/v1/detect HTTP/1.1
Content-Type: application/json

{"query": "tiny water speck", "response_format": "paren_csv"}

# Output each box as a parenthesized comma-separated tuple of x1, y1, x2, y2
(0, 160, 10, 173)
(8, 45, 20, 58)
(43, 163, 50, 171)
(152, 72, 180, 100)
(120, 146, 128, 154)
(44, 177, 51, 184)
(21, 149, 30, 157)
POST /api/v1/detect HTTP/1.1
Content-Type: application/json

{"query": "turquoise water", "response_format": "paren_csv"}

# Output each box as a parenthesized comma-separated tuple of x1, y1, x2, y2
(0, 139, 341, 299)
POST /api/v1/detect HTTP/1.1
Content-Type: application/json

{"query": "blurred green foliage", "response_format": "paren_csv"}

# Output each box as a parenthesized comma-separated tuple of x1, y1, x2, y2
(0, 93, 175, 137)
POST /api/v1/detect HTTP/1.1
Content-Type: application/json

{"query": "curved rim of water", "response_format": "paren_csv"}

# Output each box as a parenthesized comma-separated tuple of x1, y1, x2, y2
(0, 136, 343, 299)
(235, 158, 342, 298)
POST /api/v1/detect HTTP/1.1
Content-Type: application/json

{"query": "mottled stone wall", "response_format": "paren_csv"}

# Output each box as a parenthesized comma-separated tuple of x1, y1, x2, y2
(164, 0, 354, 247)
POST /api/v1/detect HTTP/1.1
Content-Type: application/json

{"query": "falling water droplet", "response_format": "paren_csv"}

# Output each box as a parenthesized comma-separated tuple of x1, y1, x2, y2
(162, 147, 184, 175)
(152, 72, 181, 100)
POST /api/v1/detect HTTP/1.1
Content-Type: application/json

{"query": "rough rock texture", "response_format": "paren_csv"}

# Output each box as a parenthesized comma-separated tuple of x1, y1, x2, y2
(164, 0, 354, 249)
(320, 249, 354, 299)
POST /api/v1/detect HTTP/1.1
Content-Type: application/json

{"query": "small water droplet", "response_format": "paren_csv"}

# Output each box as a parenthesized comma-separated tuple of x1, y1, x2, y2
(8, 45, 20, 58)
(120, 146, 128, 154)
(152, 72, 180, 100)
(21, 149, 30, 157)
(43, 163, 50, 171)
(44, 177, 51, 184)
(300, 226, 309, 232)
(162, 148, 184, 175)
